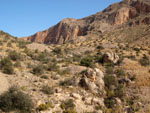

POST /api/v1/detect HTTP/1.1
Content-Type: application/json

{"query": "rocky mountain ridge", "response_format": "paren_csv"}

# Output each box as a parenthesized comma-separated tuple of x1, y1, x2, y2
(23, 0, 150, 44)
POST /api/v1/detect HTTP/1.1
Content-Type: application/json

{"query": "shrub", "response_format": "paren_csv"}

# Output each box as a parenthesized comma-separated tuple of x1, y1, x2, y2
(104, 98, 116, 108)
(59, 78, 75, 87)
(0, 86, 34, 112)
(3, 65, 14, 74)
(60, 99, 75, 110)
(0, 57, 14, 74)
(36, 102, 54, 111)
(47, 62, 59, 72)
(106, 67, 114, 74)
(104, 74, 117, 89)
(8, 51, 22, 61)
(41, 85, 54, 95)
(32, 65, 44, 75)
(115, 68, 125, 77)
(80, 56, 93, 67)
(139, 54, 150, 66)
(53, 47, 61, 54)
(114, 84, 125, 99)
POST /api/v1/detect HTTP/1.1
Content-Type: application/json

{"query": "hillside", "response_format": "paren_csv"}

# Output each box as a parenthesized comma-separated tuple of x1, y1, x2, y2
(0, 0, 150, 113)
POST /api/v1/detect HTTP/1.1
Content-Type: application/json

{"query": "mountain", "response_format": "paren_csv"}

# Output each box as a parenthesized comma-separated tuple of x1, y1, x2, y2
(1, 0, 150, 113)
(23, 0, 150, 44)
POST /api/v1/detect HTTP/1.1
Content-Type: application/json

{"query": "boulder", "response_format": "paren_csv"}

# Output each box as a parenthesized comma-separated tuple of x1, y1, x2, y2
(79, 68, 104, 94)
(103, 51, 119, 64)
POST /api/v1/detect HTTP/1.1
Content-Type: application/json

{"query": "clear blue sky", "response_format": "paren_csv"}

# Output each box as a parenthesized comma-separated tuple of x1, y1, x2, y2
(0, 0, 121, 37)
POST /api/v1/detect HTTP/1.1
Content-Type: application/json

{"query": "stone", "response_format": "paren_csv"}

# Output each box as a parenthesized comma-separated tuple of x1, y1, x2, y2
(103, 51, 119, 64)
(71, 93, 81, 99)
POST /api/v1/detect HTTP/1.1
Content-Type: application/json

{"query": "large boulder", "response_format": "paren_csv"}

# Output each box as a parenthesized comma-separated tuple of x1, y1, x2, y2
(103, 51, 119, 64)
(79, 68, 104, 94)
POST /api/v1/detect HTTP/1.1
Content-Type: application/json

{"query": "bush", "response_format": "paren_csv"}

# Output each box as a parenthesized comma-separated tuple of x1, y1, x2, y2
(36, 102, 54, 111)
(0, 86, 34, 112)
(47, 62, 59, 72)
(104, 74, 117, 89)
(80, 56, 93, 67)
(53, 47, 61, 54)
(32, 65, 44, 75)
(3, 65, 14, 74)
(8, 51, 22, 61)
(104, 98, 116, 108)
(0, 57, 14, 74)
(41, 85, 54, 95)
(60, 99, 75, 110)
(139, 54, 150, 66)
(114, 84, 125, 99)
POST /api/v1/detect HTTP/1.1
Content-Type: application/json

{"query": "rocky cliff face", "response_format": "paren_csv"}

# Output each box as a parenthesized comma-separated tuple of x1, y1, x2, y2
(23, 0, 150, 44)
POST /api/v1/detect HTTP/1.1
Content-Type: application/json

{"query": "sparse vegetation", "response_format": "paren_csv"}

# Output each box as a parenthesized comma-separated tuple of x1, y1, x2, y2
(139, 54, 150, 66)
(36, 102, 54, 111)
(41, 85, 54, 95)
(0, 57, 14, 74)
(32, 65, 44, 75)
(60, 99, 76, 112)
(0, 86, 34, 112)
(80, 56, 94, 67)
(8, 51, 23, 61)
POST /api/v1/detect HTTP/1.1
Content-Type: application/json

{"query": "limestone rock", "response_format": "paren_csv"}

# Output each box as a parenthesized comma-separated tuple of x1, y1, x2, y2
(103, 51, 119, 64)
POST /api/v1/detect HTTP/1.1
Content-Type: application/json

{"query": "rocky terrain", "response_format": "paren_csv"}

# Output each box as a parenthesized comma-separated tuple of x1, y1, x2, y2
(0, 0, 150, 113)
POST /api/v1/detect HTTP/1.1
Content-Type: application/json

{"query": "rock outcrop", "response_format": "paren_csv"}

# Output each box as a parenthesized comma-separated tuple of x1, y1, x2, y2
(23, 18, 84, 44)
(22, 0, 150, 44)
(103, 52, 119, 64)
(79, 68, 104, 94)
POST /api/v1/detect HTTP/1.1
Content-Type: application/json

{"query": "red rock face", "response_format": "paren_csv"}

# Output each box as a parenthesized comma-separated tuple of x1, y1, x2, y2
(24, 18, 83, 44)
(23, 0, 150, 44)
(114, 7, 137, 25)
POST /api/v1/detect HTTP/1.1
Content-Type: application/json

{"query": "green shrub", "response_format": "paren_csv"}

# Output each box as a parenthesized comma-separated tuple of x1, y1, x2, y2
(59, 78, 75, 87)
(47, 62, 59, 72)
(60, 99, 75, 110)
(36, 102, 54, 111)
(139, 54, 149, 66)
(32, 65, 44, 75)
(115, 68, 125, 77)
(106, 67, 114, 74)
(104, 75, 117, 89)
(80, 56, 93, 67)
(0, 57, 14, 74)
(3, 65, 14, 74)
(53, 47, 61, 54)
(8, 51, 23, 61)
(114, 84, 125, 99)
(104, 98, 116, 108)
(0, 86, 34, 112)
(41, 85, 54, 95)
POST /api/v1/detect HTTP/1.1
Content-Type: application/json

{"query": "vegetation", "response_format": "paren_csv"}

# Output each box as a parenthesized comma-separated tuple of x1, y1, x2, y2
(32, 65, 44, 75)
(41, 85, 54, 95)
(53, 47, 61, 54)
(0, 57, 14, 74)
(8, 51, 23, 61)
(139, 54, 150, 66)
(0, 86, 34, 113)
(36, 102, 54, 111)
(80, 56, 93, 67)
(60, 99, 76, 113)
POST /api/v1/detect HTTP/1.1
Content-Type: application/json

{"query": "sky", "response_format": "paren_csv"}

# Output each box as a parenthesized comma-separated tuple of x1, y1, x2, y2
(0, 0, 122, 37)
